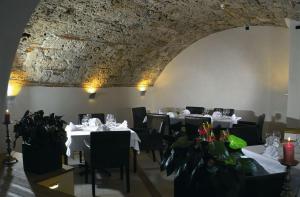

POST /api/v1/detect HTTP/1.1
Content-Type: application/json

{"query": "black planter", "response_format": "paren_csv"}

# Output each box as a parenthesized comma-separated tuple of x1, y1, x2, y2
(22, 143, 62, 174)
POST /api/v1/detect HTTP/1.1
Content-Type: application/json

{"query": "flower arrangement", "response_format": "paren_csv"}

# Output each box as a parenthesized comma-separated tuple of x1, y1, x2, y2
(161, 122, 264, 197)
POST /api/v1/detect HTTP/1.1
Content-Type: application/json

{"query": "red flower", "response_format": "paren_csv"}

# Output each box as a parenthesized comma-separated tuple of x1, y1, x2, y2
(207, 135, 216, 142)
(198, 128, 207, 136)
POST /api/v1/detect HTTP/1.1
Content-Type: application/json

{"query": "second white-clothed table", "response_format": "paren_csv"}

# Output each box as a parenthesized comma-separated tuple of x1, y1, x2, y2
(242, 145, 300, 196)
(65, 120, 141, 158)
(169, 113, 241, 128)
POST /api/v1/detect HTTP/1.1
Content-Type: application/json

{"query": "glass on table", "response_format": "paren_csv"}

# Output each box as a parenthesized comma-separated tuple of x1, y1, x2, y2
(203, 108, 209, 115)
(82, 114, 91, 126)
(106, 114, 116, 127)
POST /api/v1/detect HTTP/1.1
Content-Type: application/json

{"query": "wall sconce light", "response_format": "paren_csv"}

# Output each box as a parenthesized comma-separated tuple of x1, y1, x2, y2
(6, 81, 23, 108)
(138, 85, 147, 96)
(7, 81, 22, 97)
(85, 87, 97, 99)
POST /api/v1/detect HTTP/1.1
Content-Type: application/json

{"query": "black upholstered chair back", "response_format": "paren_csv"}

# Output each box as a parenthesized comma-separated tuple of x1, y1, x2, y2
(147, 113, 171, 135)
(256, 113, 265, 143)
(90, 131, 130, 168)
(223, 108, 235, 116)
(146, 113, 169, 135)
(230, 125, 260, 146)
(185, 116, 211, 138)
(132, 107, 147, 129)
(78, 113, 105, 124)
(186, 106, 205, 114)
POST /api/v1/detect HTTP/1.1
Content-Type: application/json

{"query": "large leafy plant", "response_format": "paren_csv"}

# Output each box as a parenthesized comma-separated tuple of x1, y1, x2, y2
(13, 110, 67, 152)
(161, 124, 267, 197)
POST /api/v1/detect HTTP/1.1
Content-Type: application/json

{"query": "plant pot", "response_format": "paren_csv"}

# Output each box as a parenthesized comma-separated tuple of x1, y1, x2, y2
(22, 143, 62, 174)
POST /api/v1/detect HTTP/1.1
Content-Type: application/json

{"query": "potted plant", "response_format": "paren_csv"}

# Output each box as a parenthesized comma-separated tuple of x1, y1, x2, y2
(161, 123, 268, 197)
(13, 110, 67, 174)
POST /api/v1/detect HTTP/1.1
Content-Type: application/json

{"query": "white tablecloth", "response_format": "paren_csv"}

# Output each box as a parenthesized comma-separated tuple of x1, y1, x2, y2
(170, 114, 241, 128)
(242, 145, 300, 196)
(65, 124, 141, 157)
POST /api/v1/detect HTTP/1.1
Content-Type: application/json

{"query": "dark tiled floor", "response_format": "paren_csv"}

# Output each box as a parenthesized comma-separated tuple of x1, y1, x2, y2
(69, 151, 173, 197)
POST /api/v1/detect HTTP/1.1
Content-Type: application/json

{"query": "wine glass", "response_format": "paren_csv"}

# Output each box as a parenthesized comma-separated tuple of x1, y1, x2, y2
(82, 114, 90, 126)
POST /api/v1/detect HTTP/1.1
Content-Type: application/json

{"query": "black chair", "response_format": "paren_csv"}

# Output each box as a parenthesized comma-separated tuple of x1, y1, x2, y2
(138, 114, 169, 162)
(84, 131, 131, 196)
(185, 116, 211, 139)
(77, 113, 105, 163)
(78, 113, 105, 124)
(234, 114, 265, 144)
(186, 106, 205, 114)
(223, 108, 235, 116)
(132, 107, 147, 133)
(230, 125, 260, 145)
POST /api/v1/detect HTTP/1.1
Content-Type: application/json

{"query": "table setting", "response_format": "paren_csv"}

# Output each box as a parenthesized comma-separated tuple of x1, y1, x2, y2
(242, 132, 300, 196)
(162, 109, 241, 128)
(65, 114, 141, 157)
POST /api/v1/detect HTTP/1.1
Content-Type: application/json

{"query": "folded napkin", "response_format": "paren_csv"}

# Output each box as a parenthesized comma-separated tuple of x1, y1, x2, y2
(143, 116, 147, 123)
(263, 146, 279, 160)
(166, 112, 176, 118)
(212, 111, 222, 118)
(68, 122, 82, 131)
(88, 118, 102, 127)
(262, 136, 280, 160)
(181, 109, 191, 115)
(110, 120, 128, 131)
(115, 120, 128, 129)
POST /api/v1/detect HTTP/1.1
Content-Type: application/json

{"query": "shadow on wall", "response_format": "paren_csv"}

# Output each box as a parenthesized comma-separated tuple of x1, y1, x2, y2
(236, 110, 287, 137)
(286, 117, 300, 129)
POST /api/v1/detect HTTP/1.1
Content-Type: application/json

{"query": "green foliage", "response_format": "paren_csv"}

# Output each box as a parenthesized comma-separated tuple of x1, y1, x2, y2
(228, 134, 247, 149)
(13, 110, 67, 152)
(161, 131, 265, 196)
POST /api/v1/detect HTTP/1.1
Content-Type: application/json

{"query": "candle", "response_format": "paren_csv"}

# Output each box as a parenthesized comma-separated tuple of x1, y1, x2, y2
(283, 137, 295, 164)
(4, 109, 10, 124)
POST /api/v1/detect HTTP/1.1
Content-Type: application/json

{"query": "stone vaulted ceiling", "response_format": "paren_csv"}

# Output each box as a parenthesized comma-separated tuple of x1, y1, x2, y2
(10, 0, 300, 88)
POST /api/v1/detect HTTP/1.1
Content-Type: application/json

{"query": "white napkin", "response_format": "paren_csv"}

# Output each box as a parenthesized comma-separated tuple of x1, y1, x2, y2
(181, 109, 191, 115)
(110, 120, 128, 131)
(263, 136, 280, 160)
(212, 111, 222, 118)
(143, 116, 147, 123)
(263, 146, 279, 160)
(88, 118, 102, 127)
(166, 112, 176, 118)
(68, 122, 82, 131)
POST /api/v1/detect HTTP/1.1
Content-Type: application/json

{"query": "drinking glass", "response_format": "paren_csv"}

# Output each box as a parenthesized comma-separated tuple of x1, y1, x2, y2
(82, 114, 90, 126)
(106, 114, 116, 127)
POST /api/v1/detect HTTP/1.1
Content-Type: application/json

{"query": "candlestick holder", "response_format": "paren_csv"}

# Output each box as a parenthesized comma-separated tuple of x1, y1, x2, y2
(279, 159, 299, 197)
(2, 122, 18, 165)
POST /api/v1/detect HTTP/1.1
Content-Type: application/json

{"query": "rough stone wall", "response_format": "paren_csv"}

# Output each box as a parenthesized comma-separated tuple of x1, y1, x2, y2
(11, 0, 300, 87)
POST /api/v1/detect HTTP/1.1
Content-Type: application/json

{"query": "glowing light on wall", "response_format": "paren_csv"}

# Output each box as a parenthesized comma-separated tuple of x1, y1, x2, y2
(83, 78, 103, 99)
(137, 80, 150, 96)
(7, 81, 23, 96)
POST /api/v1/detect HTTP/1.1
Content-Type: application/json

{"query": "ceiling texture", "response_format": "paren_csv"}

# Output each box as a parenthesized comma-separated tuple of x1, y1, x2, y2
(10, 0, 300, 88)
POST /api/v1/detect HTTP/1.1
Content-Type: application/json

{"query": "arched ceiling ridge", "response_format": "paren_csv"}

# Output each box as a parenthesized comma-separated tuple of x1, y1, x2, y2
(11, 0, 300, 87)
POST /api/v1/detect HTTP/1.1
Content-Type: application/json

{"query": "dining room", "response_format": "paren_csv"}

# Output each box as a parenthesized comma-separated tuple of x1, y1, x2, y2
(1, 0, 300, 197)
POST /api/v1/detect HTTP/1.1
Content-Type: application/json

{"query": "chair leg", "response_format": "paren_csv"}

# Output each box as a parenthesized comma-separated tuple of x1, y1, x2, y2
(159, 149, 163, 161)
(133, 149, 137, 173)
(64, 154, 68, 165)
(151, 150, 156, 162)
(92, 167, 95, 197)
(79, 151, 83, 163)
(85, 162, 89, 183)
(120, 165, 124, 180)
(126, 164, 130, 193)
